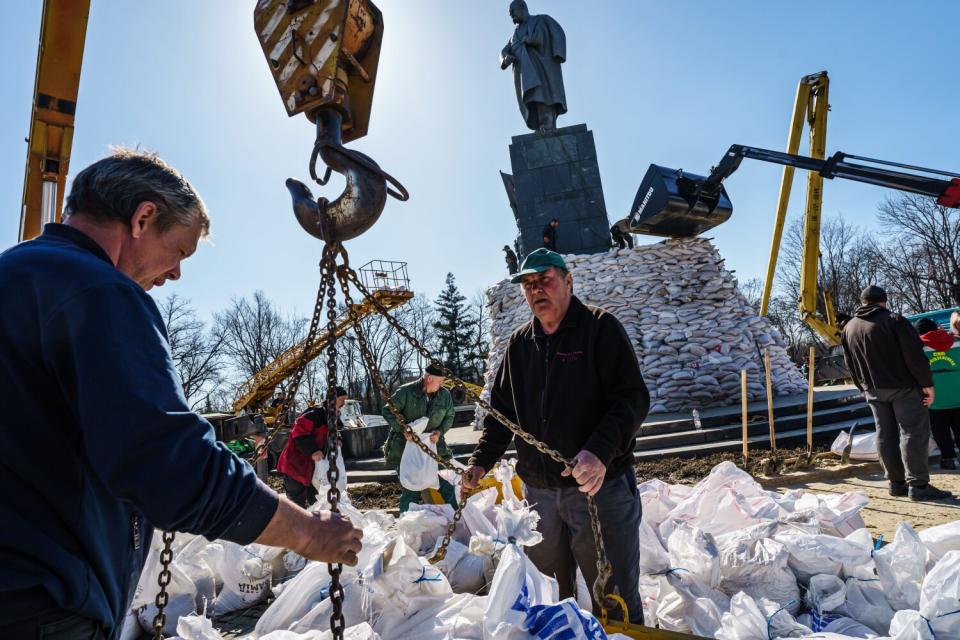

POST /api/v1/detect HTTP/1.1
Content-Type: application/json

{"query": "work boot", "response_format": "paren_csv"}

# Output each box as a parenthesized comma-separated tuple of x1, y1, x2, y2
(941, 458, 958, 471)
(888, 481, 908, 497)
(909, 484, 952, 501)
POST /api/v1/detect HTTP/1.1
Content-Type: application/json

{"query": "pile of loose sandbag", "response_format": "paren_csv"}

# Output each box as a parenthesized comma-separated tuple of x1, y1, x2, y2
(120, 459, 960, 639)
(477, 239, 807, 419)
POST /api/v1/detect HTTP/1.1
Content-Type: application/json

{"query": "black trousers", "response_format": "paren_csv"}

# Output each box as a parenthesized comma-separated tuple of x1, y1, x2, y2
(864, 387, 931, 486)
(0, 588, 107, 639)
(930, 407, 960, 460)
(283, 474, 318, 508)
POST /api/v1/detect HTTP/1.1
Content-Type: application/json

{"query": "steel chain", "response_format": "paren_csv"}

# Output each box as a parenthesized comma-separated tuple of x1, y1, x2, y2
(333, 269, 466, 561)
(252, 255, 331, 465)
(340, 265, 613, 603)
(322, 247, 346, 640)
(151, 530, 176, 640)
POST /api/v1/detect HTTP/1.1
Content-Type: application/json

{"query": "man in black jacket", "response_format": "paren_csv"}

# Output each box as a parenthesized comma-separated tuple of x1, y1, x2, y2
(463, 248, 648, 623)
(542, 218, 559, 251)
(842, 285, 950, 501)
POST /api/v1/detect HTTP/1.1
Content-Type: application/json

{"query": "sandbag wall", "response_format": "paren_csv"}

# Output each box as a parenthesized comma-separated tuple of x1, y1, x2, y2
(478, 238, 807, 417)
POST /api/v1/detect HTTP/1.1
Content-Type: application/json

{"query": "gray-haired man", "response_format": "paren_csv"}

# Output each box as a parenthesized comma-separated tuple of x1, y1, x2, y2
(0, 149, 361, 637)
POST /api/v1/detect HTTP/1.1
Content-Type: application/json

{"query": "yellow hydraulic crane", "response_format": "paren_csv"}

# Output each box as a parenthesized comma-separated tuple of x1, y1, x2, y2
(232, 287, 412, 419)
(19, 0, 91, 242)
(759, 72, 839, 343)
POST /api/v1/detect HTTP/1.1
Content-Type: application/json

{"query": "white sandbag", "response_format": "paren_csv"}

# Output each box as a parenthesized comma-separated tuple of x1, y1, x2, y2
(175, 536, 218, 611)
(362, 535, 454, 637)
(637, 478, 691, 529)
(493, 458, 520, 504)
(398, 503, 454, 555)
(175, 613, 224, 640)
(574, 568, 592, 613)
(284, 551, 308, 573)
(210, 542, 272, 616)
(288, 578, 367, 634)
(835, 578, 895, 636)
(840, 528, 878, 581)
(774, 532, 871, 585)
(117, 609, 140, 640)
(660, 462, 787, 540)
(654, 569, 730, 637)
(805, 574, 847, 614)
(520, 598, 609, 640)
(830, 430, 880, 461)
(889, 609, 935, 640)
(918, 549, 960, 637)
(874, 523, 931, 610)
(719, 531, 800, 615)
(457, 487, 499, 544)
(666, 521, 721, 588)
(484, 500, 558, 640)
(919, 520, 960, 560)
(398, 417, 439, 491)
(312, 445, 349, 504)
(444, 535, 497, 595)
(378, 592, 485, 640)
(261, 623, 381, 640)
(137, 569, 197, 636)
(255, 561, 333, 636)
(795, 612, 877, 638)
(715, 592, 810, 640)
(638, 518, 670, 575)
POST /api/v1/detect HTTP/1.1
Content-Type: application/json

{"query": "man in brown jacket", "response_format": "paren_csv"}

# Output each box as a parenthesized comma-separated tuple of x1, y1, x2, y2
(842, 285, 950, 501)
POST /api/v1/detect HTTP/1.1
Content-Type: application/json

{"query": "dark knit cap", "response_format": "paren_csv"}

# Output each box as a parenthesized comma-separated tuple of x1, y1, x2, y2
(425, 363, 445, 377)
(860, 285, 887, 304)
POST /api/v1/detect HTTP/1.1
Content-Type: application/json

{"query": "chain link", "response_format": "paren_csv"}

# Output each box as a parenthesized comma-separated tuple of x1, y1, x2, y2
(340, 265, 613, 602)
(252, 256, 331, 465)
(322, 247, 346, 639)
(151, 530, 176, 640)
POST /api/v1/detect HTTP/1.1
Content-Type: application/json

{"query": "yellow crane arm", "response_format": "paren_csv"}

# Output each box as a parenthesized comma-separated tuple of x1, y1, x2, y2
(232, 288, 413, 414)
(760, 71, 840, 345)
(20, 0, 91, 242)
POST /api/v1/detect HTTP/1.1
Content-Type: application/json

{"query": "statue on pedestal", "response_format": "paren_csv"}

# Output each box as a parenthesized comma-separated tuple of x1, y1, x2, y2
(499, 0, 567, 133)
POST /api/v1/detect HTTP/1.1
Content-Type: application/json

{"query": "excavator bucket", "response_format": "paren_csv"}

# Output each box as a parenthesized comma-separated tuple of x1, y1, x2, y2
(627, 164, 733, 238)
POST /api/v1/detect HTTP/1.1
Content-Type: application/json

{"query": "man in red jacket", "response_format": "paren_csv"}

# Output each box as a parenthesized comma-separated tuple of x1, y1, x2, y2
(277, 386, 348, 508)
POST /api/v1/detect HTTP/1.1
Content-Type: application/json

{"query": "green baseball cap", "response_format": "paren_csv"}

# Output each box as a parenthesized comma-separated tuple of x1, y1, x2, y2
(510, 248, 567, 284)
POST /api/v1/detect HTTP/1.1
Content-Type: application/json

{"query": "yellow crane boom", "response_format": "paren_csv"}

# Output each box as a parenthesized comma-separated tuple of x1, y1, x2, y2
(20, 0, 91, 242)
(232, 288, 412, 415)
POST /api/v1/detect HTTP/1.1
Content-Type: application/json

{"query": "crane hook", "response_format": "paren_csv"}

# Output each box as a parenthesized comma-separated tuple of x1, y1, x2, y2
(286, 108, 407, 244)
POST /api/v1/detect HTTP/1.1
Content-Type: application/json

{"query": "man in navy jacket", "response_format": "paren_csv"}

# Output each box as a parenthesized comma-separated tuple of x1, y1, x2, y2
(0, 149, 362, 638)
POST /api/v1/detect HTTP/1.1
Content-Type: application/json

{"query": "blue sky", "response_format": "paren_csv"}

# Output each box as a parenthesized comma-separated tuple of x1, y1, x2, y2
(2, 1, 958, 322)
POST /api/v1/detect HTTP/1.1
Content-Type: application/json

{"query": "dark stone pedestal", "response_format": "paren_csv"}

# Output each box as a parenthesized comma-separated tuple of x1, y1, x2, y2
(504, 123, 610, 258)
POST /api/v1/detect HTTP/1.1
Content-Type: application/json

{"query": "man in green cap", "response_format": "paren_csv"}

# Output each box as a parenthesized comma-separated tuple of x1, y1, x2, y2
(382, 363, 458, 512)
(463, 248, 649, 623)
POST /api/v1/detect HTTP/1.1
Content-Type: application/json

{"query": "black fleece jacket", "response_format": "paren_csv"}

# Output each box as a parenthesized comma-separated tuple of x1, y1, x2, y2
(470, 296, 649, 488)
(841, 304, 933, 390)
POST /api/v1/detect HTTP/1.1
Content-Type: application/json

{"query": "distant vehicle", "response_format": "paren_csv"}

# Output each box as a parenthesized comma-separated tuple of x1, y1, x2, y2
(907, 307, 960, 330)
(340, 399, 387, 429)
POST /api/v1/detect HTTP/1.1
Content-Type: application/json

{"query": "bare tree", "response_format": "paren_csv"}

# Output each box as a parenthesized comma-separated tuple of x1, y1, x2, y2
(157, 294, 225, 410)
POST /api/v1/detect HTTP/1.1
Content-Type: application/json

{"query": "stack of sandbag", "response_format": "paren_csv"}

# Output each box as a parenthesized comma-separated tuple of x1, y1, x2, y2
(477, 238, 807, 420)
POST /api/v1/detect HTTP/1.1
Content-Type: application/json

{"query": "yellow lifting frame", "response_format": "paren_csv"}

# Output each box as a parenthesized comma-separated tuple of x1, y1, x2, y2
(760, 71, 841, 345)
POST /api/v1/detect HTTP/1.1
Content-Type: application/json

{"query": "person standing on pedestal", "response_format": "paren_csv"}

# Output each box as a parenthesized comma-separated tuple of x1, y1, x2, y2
(504, 245, 519, 275)
(499, 0, 567, 133)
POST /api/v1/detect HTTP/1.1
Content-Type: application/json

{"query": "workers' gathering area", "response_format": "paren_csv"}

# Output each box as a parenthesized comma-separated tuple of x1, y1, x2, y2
(5, 1, 960, 640)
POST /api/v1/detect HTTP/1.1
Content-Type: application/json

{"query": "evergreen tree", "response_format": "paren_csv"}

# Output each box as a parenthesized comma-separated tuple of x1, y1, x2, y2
(433, 273, 476, 380)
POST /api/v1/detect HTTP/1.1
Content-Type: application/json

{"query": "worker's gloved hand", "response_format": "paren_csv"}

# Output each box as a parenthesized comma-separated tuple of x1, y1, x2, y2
(429, 430, 441, 444)
(299, 510, 364, 566)
(462, 465, 485, 491)
(562, 450, 607, 496)
(404, 431, 415, 442)
(923, 386, 935, 407)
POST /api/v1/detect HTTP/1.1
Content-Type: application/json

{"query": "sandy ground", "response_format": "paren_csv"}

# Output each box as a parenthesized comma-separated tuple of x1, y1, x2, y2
(769, 464, 960, 538)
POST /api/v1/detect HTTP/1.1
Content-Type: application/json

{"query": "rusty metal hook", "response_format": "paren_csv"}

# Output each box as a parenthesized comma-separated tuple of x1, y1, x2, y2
(286, 108, 407, 243)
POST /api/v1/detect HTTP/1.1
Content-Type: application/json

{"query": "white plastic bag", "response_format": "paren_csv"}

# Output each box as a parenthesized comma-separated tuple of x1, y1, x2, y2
(918, 549, 960, 638)
(255, 561, 332, 636)
(397, 503, 454, 555)
(805, 574, 847, 614)
(136, 560, 197, 635)
(829, 430, 880, 461)
(443, 534, 497, 594)
(493, 458, 520, 505)
(520, 598, 609, 640)
(719, 530, 799, 614)
(874, 523, 931, 610)
(715, 592, 810, 640)
(774, 532, 871, 585)
(836, 578, 895, 635)
(398, 417, 439, 491)
(919, 519, 960, 560)
(288, 577, 367, 635)
(484, 500, 558, 640)
(666, 521, 721, 588)
(653, 569, 730, 637)
(210, 542, 273, 616)
(312, 444, 349, 504)
(637, 478, 692, 530)
(889, 609, 936, 640)
(260, 623, 381, 640)
(458, 487, 499, 543)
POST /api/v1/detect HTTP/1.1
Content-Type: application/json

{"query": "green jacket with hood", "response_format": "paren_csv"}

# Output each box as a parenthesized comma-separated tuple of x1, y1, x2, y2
(382, 378, 455, 466)
(920, 328, 960, 410)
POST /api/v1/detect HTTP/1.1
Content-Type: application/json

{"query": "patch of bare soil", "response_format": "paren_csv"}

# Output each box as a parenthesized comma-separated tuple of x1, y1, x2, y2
(634, 446, 834, 485)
